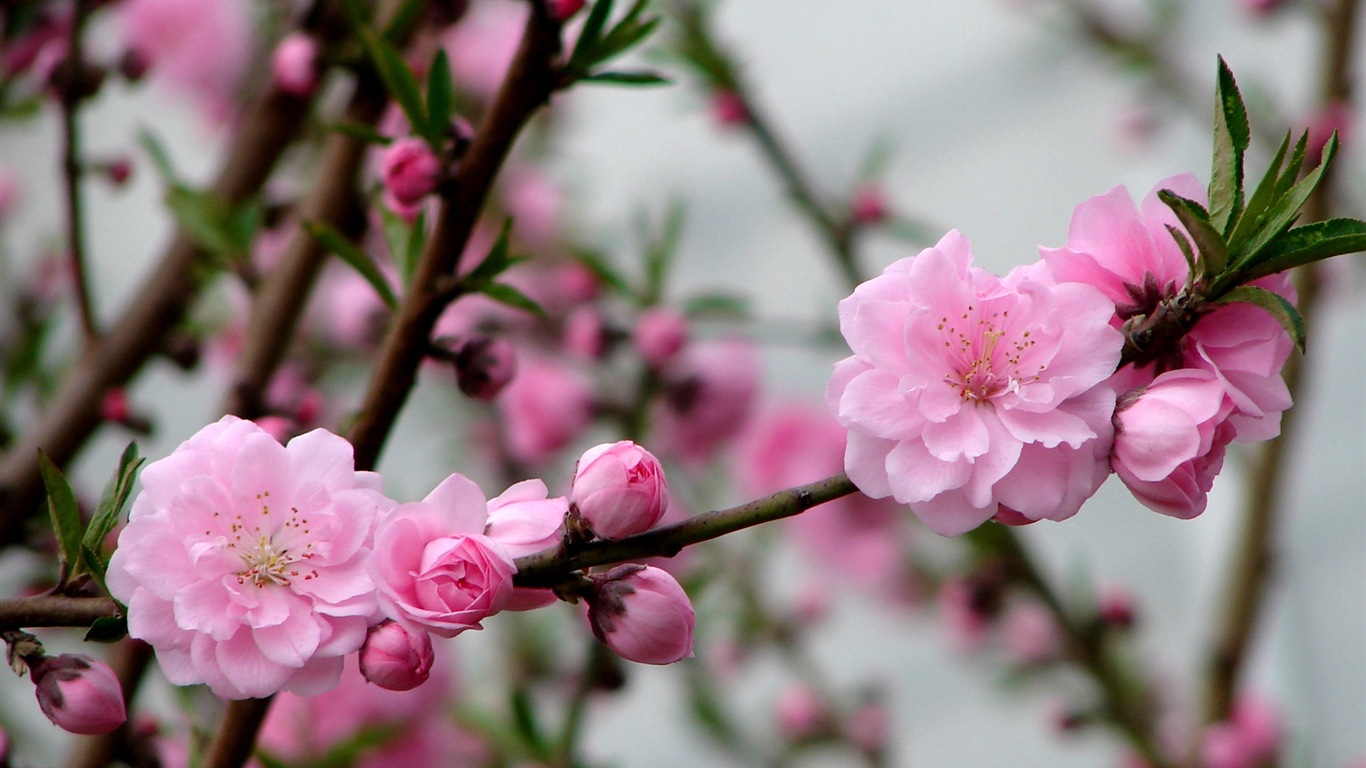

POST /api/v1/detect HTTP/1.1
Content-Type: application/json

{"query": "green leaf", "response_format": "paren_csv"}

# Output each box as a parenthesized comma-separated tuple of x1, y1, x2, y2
(683, 292, 749, 317)
(1225, 131, 1294, 264)
(574, 250, 634, 297)
(1238, 135, 1338, 266)
(166, 186, 243, 264)
(1164, 224, 1199, 287)
(1240, 218, 1366, 281)
(478, 283, 545, 317)
(381, 0, 427, 42)
(84, 616, 128, 644)
(1208, 56, 1250, 233)
(83, 443, 143, 570)
(38, 450, 82, 585)
(426, 49, 455, 140)
(137, 129, 177, 182)
(591, 5, 660, 66)
(463, 219, 517, 286)
(642, 202, 686, 303)
(379, 206, 425, 288)
(1213, 285, 1305, 353)
(1157, 190, 1228, 279)
(359, 29, 429, 144)
(569, 0, 617, 72)
(510, 685, 551, 760)
(331, 120, 394, 145)
(306, 221, 398, 309)
(581, 70, 672, 86)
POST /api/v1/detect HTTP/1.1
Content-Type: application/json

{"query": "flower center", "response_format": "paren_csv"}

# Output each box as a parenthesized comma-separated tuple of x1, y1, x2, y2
(937, 306, 1041, 402)
(223, 492, 319, 587)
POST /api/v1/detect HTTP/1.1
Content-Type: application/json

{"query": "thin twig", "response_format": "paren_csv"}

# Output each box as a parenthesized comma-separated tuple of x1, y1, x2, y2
(58, 0, 97, 344)
(0, 595, 119, 629)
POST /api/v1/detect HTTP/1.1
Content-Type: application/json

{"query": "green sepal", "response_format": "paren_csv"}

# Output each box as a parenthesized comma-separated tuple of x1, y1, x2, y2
(478, 283, 545, 317)
(425, 49, 455, 140)
(1239, 218, 1366, 282)
(84, 615, 128, 644)
(1208, 56, 1249, 233)
(38, 450, 82, 587)
(1157, 190, 1227, 279)
(1213, 285, 1305, 353)
(580, 70, 672, 86)
(306, 221, 398, 310)
(83, 442, 143, 571)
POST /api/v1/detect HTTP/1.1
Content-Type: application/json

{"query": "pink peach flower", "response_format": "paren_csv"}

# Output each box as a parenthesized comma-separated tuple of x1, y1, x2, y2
(116, 0, 252, 121)
(774, 683, 828, 740)
(371, 473, 516, 637)
(444, 2, 526, 101)
(381, 138, 443, 207)
(1112, 368, 1237, 518)
(31, 654, 127, 735)
(828, 230, 1122, 536)
(633, 307, 690, 368)
(106, 416, 390, 699)
(1200, 695, 1281, 768)
(495, 354, 595, 465)
(1041, 174, 1295, 443)
(570, 441, 669, 539)
(359, 620, 434, 691)
(586, 565, 695, 665)
(1001, 601, 1060, 665)
(271, 33, 320, 97)
(484, 479, 568, 611)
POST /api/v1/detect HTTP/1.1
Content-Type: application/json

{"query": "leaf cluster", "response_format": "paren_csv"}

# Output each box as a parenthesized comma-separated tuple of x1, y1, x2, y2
(562, 0, 671, 88)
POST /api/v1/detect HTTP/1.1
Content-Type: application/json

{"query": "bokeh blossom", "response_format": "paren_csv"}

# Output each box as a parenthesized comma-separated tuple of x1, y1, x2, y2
(107, 416, 391, 699)
(827, 231, 1122, 535)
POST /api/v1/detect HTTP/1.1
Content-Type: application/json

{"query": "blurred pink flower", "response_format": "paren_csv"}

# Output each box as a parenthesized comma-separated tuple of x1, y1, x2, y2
(1001, 601, 1060, 665)
(1042, 174, 1295, 443)
(1304, 100, 1354, 163)
(496, 354, 595, 465)
(828, 230, 1122, 536)
(586, 565, 695, 665)
(371, 473, 516, 637)
(656, 337, 761, 464)
(774, 683, 827, 740)
(570, 441, 669, 539)
(1112, 369, 1237, 518)
(1200, 695, 1282, 768)
(271, 33, 320, 97)
(444, 2, 527, 101)
(107, 416, 390, 699)
(633, 307, 689, 369)
(381, 138, 442, 207)
(710, 89, 749, 127)
(116, 0, 252, 121)
(502, 168, 565, 250)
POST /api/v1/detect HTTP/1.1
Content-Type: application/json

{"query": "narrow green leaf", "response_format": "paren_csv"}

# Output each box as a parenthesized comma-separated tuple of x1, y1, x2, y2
(510, 685, 551, 760)
(581, 70, 671, 86)
(1225, 131, 1293, 263)
(338, 0, 369, 27)
(569, 0, 616, 71)
(83, 442, 143, 569)
(359, 30, 429, 144)
(683, 293, 749, 317)
(590, 12, 661, 69)
(137, 129, 177, 182)
(331, 121, 394, 145)
(379, 206, 424, 288)
(84, 616, 128, 644)
(479, 283, 545, 317)
(381, 0, 426, 42)
(575, 250, 634, 297)
(166, 187, 241, 264)
(1158, 190, 1228, 278)
(464, 219, 516, 285)
(306, 221, 398, 309)
(1164, 224, 1199, 287)
(1271, 131, 1310, 201)
(79, 545, 111, 599)
(38, 450, 82, 584)
(426, 49, 455, 140)
(1238, 135, 1338, 266)
(1208, 57, 1250, 233)
(1240, 218, 1366, 281)
(1213, 285, 1305, 352)
(643, 202, 686, 303)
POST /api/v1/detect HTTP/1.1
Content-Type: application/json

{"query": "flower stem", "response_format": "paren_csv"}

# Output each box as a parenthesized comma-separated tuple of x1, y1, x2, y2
(0, 596, 119, 630)
(58, 0, 97, 345)
(202, 697, 274, 768)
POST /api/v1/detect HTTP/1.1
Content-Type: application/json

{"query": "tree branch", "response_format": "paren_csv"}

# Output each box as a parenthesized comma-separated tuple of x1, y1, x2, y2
(0, 596, 119, 629)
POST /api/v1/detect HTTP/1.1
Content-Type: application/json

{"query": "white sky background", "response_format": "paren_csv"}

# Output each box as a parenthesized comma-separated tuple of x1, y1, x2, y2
(1, 0, 1363, 765)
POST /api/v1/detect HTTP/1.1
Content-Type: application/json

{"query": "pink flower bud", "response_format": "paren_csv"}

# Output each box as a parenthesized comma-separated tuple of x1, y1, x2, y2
(360, 621, 435, 691)
(632, 307, 689, 369)
(1001, 601, 1060, 665)
(1112, 369, 1237, 519)
(850, 183, 888, 224)
(586, 565, 694, 665)
(381, 138, 443, 207)
(1098, 585, 1137, 629)
(105, 157, 133, 186)
(454, 336, 518, 401)
(550, 0, 586, 22)
(31, 654, 127, 735)
(571, 441, 669, 539)
(563, 306, 609, 359)
(101, 389, 131, 423)
(845, 703, 889, 754)
(710, 89, 749, 127)
(774, 684, 827, 740)
(271, 33, 320, 97)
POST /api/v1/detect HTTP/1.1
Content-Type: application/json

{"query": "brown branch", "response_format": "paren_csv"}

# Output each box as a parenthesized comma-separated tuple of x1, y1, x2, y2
(513, 473, 859, 588)
(202, 698, 274, 768)
(58, 0, 98, 344)
(0, 595, 119, 629)
(348, 5, 564, 471)
(1200, 0, 1360, 727)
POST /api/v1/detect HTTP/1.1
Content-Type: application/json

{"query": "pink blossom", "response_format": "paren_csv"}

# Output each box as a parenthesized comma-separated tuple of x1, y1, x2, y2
(444, 2, 527, 101)
(563, 306, 608, 359)
(1112, 368, 1237, 518)
(570, 441, 669, 539)
(774, 684, 828, 740)
(1200, 695, 1282, 768)
(1001, 601, 1060, 665)
(1042, 175, 1295, 443)
(1098, 585, 1138, 629)
(484, 479, 568, 612)
(381, 138, 443, 207)
(586, 565, 695, 665)
(851, 183, 889, 225)
(549, 0, 586, 21)
(655, 337, 761, 463)
(633, 307, 689, 369)
(271, 33, 320, 97)
(116, 0, 252, 121)
(31, 654, 127, 735)
(371, 472, 515, 637)
(710, 89, 749, 127)
(496, 354, 594, 465)
(502, 169, 565, 250)
(845, 703, 890, 754)
(828, 231, 1122, 536)
(359, 621, 434, 691)
(107, 416, 390, 699)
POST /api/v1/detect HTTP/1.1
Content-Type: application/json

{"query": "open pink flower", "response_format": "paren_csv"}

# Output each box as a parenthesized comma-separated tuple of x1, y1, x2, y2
(371, 473, 516, 637)
(1041, 175, 1294, 443)
(106, 416, 390, 699)
(827, 231, 1122, 536)
(1112, 369, 1237, 518)
(484, 479, 568, 612)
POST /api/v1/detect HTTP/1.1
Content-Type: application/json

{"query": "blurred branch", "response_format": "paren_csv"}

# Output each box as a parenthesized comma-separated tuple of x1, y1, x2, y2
(514, 473, 859, 588)
(57, 0, 97, 344)
(1200, 0, 1360, 727)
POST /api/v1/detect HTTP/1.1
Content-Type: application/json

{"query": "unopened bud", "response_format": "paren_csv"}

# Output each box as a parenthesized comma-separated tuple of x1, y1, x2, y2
(850, 183, 888, 225)
(31, 654, 126, 735)
(570, 441, 668, 539)
(381, 137, 443, 207)
(774, 683, 827, 741)
(359, 621, 435, 691)
(455, 335, 518, 401)
(550, 0, 586, 22)
(271, 33, 320, 97)
(710, 89, 749, 127)
(632, 307, 688, 369)
(586, 565, 694, 665)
